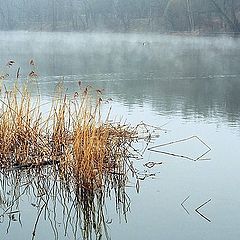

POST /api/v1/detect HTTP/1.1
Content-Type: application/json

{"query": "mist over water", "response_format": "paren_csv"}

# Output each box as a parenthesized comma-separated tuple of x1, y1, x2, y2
(1, 31, 240, 240)
(1, 31, 240, 77)
(1, 31, 240, 126)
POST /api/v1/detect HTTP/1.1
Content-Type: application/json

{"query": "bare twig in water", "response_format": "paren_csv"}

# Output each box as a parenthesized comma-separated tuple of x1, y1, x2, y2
(144, 161, 163, 168)
(181, 195, 190, 215)
(16, 67, 20, 79)
(148, 136, 211, 161)
(32, 203, 46, 240)
(195, 199, 212, 222)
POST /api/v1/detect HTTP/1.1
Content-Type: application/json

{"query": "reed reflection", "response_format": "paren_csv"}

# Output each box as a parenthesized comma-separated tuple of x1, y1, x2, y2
(0, 164, 132, 240)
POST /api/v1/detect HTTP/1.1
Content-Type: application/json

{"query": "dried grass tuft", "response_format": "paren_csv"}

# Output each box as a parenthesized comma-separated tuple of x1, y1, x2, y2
(0, 82, 138, 190)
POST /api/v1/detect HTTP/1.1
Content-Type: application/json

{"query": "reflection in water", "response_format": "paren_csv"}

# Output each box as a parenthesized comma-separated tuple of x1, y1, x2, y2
(1, 32, 240, 127)
(2, 71, 240, 127)
(26, 73, 240, 128)
(0, 166, 130, 240)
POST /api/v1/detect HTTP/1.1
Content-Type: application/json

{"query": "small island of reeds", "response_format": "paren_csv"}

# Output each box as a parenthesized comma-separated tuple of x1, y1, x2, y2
(0, 80, 145, 190)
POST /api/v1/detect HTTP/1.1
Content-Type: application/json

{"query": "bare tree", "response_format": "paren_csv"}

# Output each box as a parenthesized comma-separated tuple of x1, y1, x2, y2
(210, 0, 240, 32)
(186, 0, 195, 31)
(0, 0, 239, 33)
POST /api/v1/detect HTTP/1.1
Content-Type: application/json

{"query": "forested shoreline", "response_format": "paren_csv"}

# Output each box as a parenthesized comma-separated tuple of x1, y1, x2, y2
(0, 0, 240, 33)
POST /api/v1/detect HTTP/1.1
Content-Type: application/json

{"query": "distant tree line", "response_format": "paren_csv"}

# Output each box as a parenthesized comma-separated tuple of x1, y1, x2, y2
(0, 0, 239, 33)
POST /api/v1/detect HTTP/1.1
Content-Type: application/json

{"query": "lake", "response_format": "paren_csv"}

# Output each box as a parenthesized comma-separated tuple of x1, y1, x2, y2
(0, 31, 240, 240)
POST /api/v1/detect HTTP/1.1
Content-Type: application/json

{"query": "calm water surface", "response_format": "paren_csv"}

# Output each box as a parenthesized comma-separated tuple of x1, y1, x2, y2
(0, 32, 240, 240)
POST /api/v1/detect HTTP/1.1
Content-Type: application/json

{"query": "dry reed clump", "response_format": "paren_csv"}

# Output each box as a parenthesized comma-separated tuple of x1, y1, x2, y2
(0, 82, 138, 190)
(51, 84, 137, 190)
(0, 85, 49, 168)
